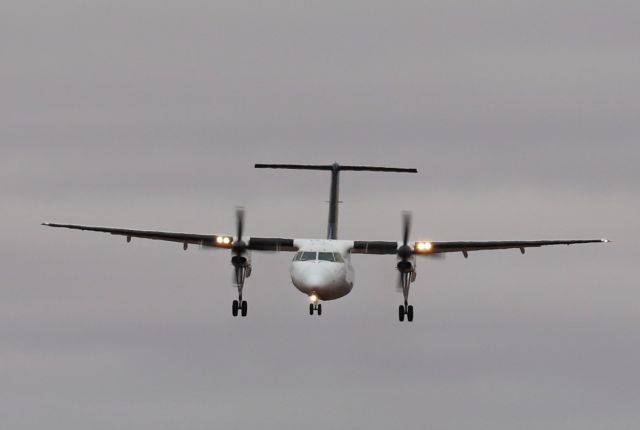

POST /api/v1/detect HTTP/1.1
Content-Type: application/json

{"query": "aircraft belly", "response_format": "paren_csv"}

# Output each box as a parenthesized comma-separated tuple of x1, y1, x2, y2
(292, 280, 352, 301)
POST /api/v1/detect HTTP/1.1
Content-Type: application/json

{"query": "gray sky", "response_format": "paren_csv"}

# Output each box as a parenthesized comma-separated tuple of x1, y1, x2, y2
(2, 1, 639, 429)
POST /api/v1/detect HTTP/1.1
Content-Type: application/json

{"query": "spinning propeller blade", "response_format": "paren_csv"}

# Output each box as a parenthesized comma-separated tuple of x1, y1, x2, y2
(402, 211, 411, 247)
(397, 211, 413, 263)
(236, 207, 244, 243)
(232, 207, 247, 256)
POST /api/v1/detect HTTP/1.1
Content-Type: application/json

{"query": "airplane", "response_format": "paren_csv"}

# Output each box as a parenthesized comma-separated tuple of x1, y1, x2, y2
(42, 162, 609, 322)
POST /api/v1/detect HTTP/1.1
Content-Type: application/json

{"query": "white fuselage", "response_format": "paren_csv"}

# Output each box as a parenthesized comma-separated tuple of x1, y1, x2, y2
(289, 239, 355, 301)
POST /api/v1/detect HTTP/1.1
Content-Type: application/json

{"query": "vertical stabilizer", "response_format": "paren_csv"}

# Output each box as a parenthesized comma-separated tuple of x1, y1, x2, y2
(255, 163, 417, 239)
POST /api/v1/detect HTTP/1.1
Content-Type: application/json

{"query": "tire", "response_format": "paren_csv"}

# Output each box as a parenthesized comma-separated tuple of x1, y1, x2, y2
(398, 305, 405, 321)
(309, 303, 314, 315)
(407, 305, 414, 322)
(317, 303, 322, 316)
(241, 300, 248, 317)
(232, 300, 239, 317)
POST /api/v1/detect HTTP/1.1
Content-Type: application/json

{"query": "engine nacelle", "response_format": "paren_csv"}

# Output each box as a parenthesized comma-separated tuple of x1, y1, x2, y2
(231, 250, 252, 269)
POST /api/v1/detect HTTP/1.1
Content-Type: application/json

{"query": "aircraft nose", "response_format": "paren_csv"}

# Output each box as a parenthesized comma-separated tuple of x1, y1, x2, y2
(303, 266, 335, 289)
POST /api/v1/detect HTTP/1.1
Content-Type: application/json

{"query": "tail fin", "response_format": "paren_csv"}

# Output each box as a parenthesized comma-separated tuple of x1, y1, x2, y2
(255, 163, 417, 239)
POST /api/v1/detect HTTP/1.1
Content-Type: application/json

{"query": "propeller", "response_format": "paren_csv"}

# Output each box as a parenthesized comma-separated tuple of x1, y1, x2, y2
(395, 211, 444, 291)
(232, 207, 247, 254)
(397, 211, 413, 271)
(231, 207, 249, 286)
(396, 212, 414, 291)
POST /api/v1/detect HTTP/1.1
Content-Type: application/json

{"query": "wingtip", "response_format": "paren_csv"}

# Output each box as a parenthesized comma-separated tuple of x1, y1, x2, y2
(601, 238, 611, 243)
(42, 222, 51, 226)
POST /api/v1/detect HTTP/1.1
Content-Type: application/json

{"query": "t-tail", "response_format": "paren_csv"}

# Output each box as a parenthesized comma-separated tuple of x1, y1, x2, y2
(255, 163, 418, 239)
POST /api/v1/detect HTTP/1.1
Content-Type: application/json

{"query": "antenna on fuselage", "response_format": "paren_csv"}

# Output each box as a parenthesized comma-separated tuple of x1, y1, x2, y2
(255, 162, 418, 240)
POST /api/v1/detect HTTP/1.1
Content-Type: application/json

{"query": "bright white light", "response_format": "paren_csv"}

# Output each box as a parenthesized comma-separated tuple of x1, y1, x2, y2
(215, 236, 223, 244)
(222, 237, 231, 244)
(309, 294, 318, 303)
(416, 242, 432, 251)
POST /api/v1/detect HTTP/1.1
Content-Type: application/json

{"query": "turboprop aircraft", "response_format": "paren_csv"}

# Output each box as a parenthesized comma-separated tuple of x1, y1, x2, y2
(43, 163, 609, 322)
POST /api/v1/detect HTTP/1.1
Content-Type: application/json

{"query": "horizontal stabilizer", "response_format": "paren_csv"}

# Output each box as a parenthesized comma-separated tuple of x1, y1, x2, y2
(255, 163, 417, 173)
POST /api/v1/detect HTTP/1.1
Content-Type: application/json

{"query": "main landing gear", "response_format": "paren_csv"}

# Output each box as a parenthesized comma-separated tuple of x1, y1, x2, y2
(398, 271, 415, 322)
(231, 265, 249, 318)
(309, 303, 322, 316)
(232, 298, 248, 317)
(398, 303, 414, 322)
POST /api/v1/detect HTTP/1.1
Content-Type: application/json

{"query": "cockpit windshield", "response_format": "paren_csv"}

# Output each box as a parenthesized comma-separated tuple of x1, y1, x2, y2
(300, 251, 317, 261)
(293, 251, 344, 263)
(318, 252, 335, 262)
(319, 252, 344, 263)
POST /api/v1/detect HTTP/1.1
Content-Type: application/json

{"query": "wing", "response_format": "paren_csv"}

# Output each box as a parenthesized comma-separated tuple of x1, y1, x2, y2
(350, 241, 400, 254)
(350, 239, 609, 256)
(42, 223, 298, 251)
(418, 239, 609, 255)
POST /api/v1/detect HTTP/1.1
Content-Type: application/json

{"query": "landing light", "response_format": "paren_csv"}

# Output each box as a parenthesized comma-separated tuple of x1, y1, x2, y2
(416, 241, 433, 252)
(215, 236, 232, 245)
(309, 294, 318, 303)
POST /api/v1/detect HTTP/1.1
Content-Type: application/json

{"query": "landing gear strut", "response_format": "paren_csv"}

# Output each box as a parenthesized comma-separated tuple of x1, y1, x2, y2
(398, 271, 414, 322)
(232, 266, 249, 317)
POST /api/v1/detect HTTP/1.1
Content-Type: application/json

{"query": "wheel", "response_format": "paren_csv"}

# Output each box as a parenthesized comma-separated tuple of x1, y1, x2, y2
(407, 305, 414, 322)
(241, 300, 248, 317)
(398, 305, 405, 321)
(317, 303, 322, 316)
(232, 300, 239, 317)
(309, 303, 314, 315)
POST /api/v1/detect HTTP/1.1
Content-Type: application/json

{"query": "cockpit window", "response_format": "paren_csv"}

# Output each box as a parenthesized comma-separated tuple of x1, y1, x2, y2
(300, 251, 317, 261)
(318, 252, 344, 263)
(295, 251, 344, 262)
(318, 252, 335, 262)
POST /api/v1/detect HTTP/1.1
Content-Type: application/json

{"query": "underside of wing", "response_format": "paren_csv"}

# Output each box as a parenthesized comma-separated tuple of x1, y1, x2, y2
(350, 241, 399, 254)
(349, 238, 609, 256)
(42, 222, 298, 252)
(42, 222, 233, 248)
(414, 239, 609, 256)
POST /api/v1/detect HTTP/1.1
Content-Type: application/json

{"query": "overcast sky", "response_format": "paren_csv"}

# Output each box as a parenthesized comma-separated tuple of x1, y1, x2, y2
(2, 1, 639, 429)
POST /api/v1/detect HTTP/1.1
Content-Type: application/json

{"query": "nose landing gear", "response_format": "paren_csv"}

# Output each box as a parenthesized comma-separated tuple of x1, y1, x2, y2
(309, 303, 322, 315)
(309, 294, 322, 316)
